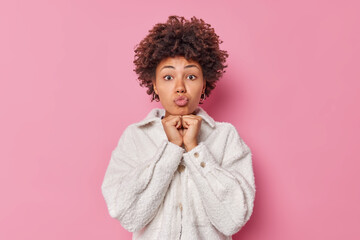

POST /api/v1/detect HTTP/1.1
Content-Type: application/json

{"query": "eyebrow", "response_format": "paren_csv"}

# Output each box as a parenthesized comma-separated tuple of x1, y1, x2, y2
(161, 64, 199, 71)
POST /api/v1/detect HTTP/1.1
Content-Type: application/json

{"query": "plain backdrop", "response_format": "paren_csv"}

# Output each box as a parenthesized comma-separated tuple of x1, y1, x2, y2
(1, 0, 359, 239)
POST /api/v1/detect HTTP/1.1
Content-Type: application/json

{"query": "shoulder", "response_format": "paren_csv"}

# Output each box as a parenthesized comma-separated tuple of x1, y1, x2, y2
(114, 123, 140, 146)
(212, 121, 248, 147)
(213, 121, 239, 135)
(119, 122, 147, 138)
(121, 107, 162, 133)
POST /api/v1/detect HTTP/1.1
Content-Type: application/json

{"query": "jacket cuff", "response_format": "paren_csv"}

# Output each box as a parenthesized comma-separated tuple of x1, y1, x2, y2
(182, 142, 219, 175)
(156, 140, 185, 174)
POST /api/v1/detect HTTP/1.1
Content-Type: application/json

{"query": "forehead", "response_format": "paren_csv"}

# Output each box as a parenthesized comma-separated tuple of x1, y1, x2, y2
(156, 56, 201, 70)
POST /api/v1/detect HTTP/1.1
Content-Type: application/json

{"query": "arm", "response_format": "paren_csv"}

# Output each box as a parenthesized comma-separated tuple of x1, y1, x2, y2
(182, 124, 256, 236)
(101, 126, 185, 232)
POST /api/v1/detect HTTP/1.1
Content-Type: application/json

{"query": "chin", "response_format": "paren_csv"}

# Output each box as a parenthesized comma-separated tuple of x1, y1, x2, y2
(164, 102, 197, 116)
(174, 106, 196, 115)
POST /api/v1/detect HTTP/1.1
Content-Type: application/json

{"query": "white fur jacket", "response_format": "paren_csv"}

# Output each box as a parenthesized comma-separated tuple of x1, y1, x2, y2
(101, 106, 256, 240)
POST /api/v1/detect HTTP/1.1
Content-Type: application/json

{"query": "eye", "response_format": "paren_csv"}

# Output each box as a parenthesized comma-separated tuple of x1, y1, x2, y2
(187, 74, 197, 80)
(164, 75, 173, 81)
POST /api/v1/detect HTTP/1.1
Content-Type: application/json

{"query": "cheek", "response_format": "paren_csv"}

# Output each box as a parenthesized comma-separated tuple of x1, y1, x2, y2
(157, 89, 172, 104)
(158, 87, 171, 97)
(191, 85, 204, 96)
(157, 82, 173, 92)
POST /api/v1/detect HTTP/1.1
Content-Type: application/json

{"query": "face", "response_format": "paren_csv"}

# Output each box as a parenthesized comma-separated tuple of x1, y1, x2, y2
(152, 56, 206, 117)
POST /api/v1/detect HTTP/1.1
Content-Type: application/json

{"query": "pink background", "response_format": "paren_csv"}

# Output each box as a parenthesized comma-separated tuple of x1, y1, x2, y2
(1, 0, 359, 239)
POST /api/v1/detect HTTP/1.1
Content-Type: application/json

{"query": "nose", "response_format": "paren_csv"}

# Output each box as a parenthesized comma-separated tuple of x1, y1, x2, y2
(177, 88, 185, 93)
(175, 79, 186, 94)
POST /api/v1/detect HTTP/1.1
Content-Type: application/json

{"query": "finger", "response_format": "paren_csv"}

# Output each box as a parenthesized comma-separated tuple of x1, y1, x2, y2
(182, 115, 201, 120)
(182, 115, 194, 123)
(169, 115, 182, 129)
(176, 118, 181, 129)
(183, 115, 202, 122)
(182, 116, 202, 128)
(181, 116, 187, 128)
(182, 118, 189, 128)
(163, 115, 181, 127)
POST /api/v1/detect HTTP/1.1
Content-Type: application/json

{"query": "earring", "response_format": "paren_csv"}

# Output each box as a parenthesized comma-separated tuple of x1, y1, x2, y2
(153, 92, 159, 101)
(200, 92, 206, 103)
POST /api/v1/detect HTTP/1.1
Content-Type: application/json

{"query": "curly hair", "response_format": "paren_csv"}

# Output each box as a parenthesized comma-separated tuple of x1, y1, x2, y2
(133, 15, 229, 103)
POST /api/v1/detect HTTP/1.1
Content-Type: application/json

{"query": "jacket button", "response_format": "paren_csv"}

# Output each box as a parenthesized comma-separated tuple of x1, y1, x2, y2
(200, 162, 206, 168)
(194, 152, 199, 158)
(179, 203, 183, 211)
(177, 164, 185, 173)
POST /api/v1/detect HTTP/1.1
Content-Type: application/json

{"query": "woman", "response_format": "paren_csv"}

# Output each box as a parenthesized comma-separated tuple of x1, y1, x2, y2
(101, 15, 256, 240)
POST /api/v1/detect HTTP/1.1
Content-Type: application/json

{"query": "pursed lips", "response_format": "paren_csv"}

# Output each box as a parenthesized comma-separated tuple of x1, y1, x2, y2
(174, 95, 189, 106)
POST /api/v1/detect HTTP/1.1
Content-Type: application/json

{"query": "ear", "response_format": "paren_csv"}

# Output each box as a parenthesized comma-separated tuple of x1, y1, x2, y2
(202, 79, 206, 93)
(152, 79, 158, 95)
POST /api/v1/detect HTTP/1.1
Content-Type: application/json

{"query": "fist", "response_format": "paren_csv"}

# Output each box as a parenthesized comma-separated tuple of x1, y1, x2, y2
(181, 115, 202, 151)
(161, 115, 183, 147)
(161, 114, 202, 151)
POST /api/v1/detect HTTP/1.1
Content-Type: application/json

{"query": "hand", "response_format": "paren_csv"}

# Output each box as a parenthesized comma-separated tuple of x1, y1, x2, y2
(161, 114, 202, 151)
(181, 115, 202, 151)
(161, 115, 183, 147)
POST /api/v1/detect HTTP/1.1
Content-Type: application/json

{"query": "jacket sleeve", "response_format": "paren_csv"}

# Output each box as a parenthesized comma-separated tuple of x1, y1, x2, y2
(101, 125, 185, 232)
(182, 123, 256, 236)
